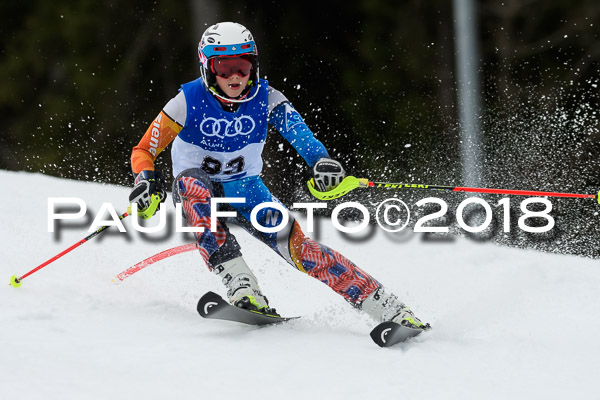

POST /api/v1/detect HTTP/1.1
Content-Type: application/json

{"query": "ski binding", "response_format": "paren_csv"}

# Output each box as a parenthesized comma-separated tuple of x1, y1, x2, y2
(197, 291, 298, 326)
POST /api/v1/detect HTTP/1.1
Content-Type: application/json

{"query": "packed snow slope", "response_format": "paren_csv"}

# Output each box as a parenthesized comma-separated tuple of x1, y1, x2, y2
(1, 170, 599, 400)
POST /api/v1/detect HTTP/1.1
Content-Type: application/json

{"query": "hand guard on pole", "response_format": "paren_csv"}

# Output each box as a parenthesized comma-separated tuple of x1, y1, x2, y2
(129, 170, 167, 217)
(312, 158, 346, 192)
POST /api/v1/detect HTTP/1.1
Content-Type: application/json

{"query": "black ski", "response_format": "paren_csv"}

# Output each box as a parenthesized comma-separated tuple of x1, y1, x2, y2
(370, 321, 426, 347)
(197, 291, 298, 326)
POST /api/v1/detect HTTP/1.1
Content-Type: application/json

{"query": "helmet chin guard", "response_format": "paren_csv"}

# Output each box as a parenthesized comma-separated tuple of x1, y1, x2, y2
(198, 22, 260, 103)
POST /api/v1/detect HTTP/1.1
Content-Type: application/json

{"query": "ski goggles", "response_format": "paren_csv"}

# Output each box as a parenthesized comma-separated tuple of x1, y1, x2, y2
(211, 56, 253, 79)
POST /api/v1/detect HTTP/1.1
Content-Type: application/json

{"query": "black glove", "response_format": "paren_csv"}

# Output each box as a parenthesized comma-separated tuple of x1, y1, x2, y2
(129, 170, 167, 211)
(312, 158, 346, 192)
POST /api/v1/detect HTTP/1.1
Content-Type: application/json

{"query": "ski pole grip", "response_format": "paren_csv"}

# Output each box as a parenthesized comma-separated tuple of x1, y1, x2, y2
(307, 176, 364, 200)
(133, 194, 162, 220)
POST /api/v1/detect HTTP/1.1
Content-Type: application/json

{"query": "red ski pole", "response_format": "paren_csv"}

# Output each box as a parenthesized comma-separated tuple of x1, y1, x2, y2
(9, 208, 132, 288)
(367, 181, 598, 200)
(307, 176, 599, 202)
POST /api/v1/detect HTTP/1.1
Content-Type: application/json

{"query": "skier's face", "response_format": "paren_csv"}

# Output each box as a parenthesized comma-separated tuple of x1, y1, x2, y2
(213, 56, 253, 98)
(216, 73, 250, 98)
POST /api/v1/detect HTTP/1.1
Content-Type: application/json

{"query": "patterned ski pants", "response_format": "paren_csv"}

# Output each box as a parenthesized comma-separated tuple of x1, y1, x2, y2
(173, 168, 381, 305)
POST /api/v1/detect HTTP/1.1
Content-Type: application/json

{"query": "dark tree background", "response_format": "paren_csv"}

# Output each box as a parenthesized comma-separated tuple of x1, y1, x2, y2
(1, 0, 599, 256)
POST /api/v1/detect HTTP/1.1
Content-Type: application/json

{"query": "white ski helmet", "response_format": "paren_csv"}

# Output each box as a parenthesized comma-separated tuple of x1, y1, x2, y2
(198, 22, 260, 103)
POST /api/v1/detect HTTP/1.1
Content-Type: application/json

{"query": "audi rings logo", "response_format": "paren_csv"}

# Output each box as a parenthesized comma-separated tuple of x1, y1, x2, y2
(199, 116, 256, 138)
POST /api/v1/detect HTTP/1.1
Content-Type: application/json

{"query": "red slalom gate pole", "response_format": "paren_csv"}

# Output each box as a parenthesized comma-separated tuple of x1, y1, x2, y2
(10, 208, 131, 288)
(113, 243, 197, 284)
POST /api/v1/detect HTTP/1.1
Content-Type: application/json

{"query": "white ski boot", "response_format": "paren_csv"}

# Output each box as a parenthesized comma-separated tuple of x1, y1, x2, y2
(212, 257, 278, 315)
(361, 287, 430, 329)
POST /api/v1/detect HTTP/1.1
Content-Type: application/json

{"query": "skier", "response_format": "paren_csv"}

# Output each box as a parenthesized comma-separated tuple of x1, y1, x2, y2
(129, 22, 429, 330)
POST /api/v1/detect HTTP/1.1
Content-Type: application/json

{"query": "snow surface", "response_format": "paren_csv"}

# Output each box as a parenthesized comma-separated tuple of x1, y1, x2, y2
(1, 170, 599, 400)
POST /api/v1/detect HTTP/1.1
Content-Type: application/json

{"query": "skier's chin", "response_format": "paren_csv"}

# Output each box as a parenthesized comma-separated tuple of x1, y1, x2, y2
(221, 88, 241, 98)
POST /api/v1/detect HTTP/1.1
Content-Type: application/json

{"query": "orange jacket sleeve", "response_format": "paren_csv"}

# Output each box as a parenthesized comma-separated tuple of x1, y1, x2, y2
(131, 111, 183, 174)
